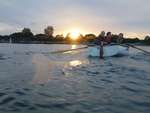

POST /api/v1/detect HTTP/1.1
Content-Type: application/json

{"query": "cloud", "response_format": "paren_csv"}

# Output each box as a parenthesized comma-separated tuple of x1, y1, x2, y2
(0, 0, 149, 38)
(0, 23, 12, 31)
(0, 22, 22, 35)
(0, 22, 14, 34)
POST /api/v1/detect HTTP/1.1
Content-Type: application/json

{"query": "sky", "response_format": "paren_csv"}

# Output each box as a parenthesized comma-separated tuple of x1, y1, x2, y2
(0, 0, 150, 38)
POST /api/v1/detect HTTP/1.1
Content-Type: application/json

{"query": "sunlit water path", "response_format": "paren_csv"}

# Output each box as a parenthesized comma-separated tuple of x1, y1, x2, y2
(0, 44, 150, 113)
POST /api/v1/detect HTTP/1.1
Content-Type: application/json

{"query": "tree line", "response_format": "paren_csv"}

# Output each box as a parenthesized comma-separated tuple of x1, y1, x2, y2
(0, 26, 150, 45)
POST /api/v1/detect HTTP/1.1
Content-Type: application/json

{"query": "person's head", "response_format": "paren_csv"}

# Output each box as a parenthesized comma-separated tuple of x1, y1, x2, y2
(100, 31, 105, 37)
(119, 33, 123, 38)
(106, 32, 111, 37)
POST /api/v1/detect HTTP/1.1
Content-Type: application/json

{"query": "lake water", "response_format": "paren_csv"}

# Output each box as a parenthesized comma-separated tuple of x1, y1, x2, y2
(0, 44, 150, 113)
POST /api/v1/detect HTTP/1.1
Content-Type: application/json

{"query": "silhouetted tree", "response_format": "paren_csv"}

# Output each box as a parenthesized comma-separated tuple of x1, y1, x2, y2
(64, 33, 84, 44)
(55, 34, 64, 42)
(84, 34, 96, 43)
(0, 35, 10, 42)
(22, 28, 31, 33)
(124, 37, 140, 43)
(22, 28, 34, 41)
(44, 26, 54, 38)
(65, 33, 71, 43)
(144, 35, 150, 45)
(10, 28, 34, 42)
(10, 32, 23, 42)
(111, 34, 119, 43)
(35, 34, 48, 41)
(145, 36, 150, 40)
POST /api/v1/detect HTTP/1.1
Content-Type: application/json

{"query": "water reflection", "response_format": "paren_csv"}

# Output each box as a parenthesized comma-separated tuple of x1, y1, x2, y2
(69, 60, 82, 67)
(32, 54, 53, 84)
(63, 59, 89, 77)
(63, 45, 77, 54)
(0, 44, 150, 113)
(71, 45, 77, 49)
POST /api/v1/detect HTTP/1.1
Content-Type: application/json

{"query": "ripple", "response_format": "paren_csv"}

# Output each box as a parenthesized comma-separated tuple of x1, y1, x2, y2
(91, 85, 104, 89)
(13, 101, 29, 107)
(14, 90, 26, 96)
(0, 92, 6, 97)
(23, 88, 31, 91)
(8, 107, 21, 112)
(38, 92, 52, 98)
(0, 44, 150, 113)
(120, 85, 140, 93)
(100, 78, 114, 83)
(0, 97, 15, 105)
(86, 70, 100, 75)
(0, 55, 8, 60)
(130, 100, 150, 108)
(35, 102, 73, 109)
(28, 106, 37, 110)
(127, 81, 139, 85)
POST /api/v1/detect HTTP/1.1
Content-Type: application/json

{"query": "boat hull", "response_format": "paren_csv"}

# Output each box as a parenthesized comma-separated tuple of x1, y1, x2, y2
(88, 45, 129, 57)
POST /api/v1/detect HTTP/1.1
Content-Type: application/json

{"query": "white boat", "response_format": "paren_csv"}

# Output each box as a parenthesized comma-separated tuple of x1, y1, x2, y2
(88, 45, 129, 57)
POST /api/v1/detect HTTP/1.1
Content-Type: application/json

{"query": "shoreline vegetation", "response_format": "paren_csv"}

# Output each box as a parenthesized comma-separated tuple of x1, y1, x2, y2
(0, 26, 150, 45)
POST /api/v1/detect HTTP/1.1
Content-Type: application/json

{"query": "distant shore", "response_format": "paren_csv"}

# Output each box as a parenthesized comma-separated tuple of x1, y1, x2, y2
(0, 41, 149, 46)
(1, 27, 150, 45)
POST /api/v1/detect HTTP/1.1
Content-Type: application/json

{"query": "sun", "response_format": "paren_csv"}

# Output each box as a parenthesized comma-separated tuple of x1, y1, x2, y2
(70, 30, 80, 40)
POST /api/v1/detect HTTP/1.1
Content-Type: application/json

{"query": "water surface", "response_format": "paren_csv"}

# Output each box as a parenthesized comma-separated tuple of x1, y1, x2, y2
(0, 44, 150, 113)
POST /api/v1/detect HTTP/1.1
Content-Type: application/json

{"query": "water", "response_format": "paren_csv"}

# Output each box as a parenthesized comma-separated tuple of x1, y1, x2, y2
(0, 44, 150, 113)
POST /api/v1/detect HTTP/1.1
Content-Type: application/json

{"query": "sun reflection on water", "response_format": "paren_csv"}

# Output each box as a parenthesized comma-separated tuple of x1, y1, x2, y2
(71, 45, 77, 49)
(63, 45, 77, 54)
(69, 60, 82, 67)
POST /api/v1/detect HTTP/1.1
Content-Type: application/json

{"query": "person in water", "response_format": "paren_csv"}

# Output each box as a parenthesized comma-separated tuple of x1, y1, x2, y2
(98, 31, 105, 58)
(104, 32, 112, 45)
(98, 32, 112, 58)
(94, 31, 105, 45)
(98, 31, 105, 42)
(117, 33, 124, 44)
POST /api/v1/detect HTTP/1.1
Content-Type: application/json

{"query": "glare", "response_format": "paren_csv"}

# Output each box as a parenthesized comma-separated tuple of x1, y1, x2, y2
(70, 30, 80, 40)
(63, 45, 77, 54)
(71, 45, 77, 49)
(69, 60, 82, 67)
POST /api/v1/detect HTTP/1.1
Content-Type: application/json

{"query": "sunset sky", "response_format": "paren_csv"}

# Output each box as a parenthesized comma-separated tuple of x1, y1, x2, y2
(0, 0, 150, 38)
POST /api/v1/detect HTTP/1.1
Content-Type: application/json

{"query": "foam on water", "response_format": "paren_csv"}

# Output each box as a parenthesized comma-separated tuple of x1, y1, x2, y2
(0, 44, 150, 113)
